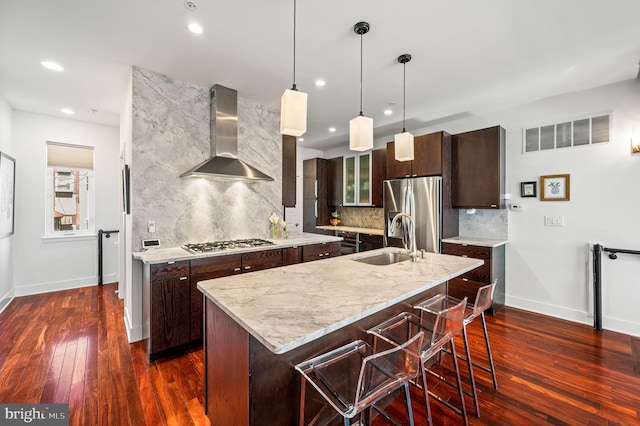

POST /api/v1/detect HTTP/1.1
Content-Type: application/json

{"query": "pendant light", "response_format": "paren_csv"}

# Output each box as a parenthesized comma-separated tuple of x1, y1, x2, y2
(349, 21, 373, 151)
(280, 0, 307, 137)
(394, 54, 414, 161)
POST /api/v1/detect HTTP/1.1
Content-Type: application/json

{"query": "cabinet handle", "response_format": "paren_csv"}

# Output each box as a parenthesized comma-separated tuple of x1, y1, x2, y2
(244, 266, 251, 270)
(318, 253, 324, 257)
(325, 252, 329, 256)
(167, 261, 176, 265)
(462, 255, 468, 258)
(234, 267, 241, 272)
(491, 205, 497, 208)
(179, 276, 188, 281)
(462, 278, 469, 282)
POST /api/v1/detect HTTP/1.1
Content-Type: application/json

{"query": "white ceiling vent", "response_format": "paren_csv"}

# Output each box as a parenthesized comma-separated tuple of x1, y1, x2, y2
(523, 113, 611, 153)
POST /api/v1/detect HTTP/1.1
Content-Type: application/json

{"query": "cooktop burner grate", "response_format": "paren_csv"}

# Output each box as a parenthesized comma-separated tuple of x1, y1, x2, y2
(183, 238, 275, 253)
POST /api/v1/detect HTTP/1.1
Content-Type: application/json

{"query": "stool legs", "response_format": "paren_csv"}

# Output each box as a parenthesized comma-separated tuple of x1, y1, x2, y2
(481, 312, 499, 390)
(461, 324, 480, 417)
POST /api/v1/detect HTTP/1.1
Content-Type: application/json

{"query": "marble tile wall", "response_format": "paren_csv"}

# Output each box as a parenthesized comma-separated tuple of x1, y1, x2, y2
(337, 207, 385, 229)
(458, 209, 508, 240)
(131, 67, 282, 250)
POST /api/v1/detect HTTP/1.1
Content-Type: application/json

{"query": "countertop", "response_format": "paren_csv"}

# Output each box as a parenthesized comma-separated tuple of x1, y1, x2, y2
(442, 236, 508, 248)
(132, 232, 342, 264)
(197, 247, 483, 354)
(316, 225, 384, 236)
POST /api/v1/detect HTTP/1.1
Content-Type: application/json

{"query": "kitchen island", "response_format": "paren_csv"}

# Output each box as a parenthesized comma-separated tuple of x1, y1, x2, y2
(198, 247, 483, 425)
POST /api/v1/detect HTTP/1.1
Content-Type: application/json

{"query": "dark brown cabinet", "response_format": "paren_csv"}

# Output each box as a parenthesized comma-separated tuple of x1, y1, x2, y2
(241, 248, 283, 272)
(190, 254, 243, 343)
(327, 156, 343, 207)
(386, 132, 451, 179)
(359, 233, 383, 252)
(149, 261, 191, 359)
(371, 148, 387, 207)
(282, 135, 296, 207)
(302, 241, 342, 262)
(303, 158, 329, 232)
(282, 246, 301, 265)
(452, 126, 505, 209)
(441, 242, 505, 313)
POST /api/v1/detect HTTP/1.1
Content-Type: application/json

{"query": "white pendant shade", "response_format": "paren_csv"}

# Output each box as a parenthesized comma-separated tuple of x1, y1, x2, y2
(349, 115, 373, 151)
(394, 131, 414, 161)
(280, 88, 307, 137)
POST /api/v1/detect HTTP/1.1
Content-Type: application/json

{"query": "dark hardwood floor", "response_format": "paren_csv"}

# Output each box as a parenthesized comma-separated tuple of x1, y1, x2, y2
(0, 283, 638, 425)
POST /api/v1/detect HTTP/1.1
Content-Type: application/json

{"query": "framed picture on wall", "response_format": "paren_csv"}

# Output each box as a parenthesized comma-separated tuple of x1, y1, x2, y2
(520, 181, 537, 198)
(0, 152, 16, 238)
(540, 174, 570, 201)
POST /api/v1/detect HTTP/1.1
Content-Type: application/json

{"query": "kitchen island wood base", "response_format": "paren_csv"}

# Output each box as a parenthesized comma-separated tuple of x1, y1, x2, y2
(204, 284, 445, 425)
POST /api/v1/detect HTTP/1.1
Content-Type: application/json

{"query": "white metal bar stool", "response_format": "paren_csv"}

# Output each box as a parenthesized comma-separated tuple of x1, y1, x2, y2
(415, 281, 498, 417)
(367, 296, 469, 426)
(295, 331, 424, 426)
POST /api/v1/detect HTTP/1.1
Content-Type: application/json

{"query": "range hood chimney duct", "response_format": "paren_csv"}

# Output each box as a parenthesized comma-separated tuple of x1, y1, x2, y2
(180, 85, 274, 181)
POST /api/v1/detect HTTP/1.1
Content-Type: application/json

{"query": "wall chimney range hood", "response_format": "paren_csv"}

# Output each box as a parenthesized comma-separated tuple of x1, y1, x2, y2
(180, 85, 274, 182)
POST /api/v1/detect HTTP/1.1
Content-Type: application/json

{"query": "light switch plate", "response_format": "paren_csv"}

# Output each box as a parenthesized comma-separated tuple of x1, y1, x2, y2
(147, 220, 156, 233)
(544, 216, 565, 226)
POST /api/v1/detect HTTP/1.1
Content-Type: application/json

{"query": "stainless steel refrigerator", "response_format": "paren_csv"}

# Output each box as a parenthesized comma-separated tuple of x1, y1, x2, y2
(383, 177, 442, 253)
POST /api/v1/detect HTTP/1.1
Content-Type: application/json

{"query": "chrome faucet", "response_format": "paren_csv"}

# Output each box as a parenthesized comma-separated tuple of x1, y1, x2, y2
(391, 212, 417, 262)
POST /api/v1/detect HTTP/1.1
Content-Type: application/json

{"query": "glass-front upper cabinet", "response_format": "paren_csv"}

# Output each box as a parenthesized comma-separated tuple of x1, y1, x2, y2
(344, 153, 372, 206)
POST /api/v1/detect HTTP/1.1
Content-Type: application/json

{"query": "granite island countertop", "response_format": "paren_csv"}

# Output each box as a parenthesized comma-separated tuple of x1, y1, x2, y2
(197, 247, 483, 354)
(132, 232, 342, 264)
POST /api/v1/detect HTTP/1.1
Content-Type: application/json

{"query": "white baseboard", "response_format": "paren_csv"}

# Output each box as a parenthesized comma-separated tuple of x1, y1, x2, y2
(14, 276, 98, 297)
(506, 295, 592, 326)
(0, 288, 15, 314)
(506, 295, 640, 336)
(124, 308, 143, 343)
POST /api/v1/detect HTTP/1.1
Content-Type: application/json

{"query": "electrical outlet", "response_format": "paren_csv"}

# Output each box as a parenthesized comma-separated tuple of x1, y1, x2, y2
(147, 220, 156, 233)
(509, 204, 523, 211)
(544, 216, 565, 226)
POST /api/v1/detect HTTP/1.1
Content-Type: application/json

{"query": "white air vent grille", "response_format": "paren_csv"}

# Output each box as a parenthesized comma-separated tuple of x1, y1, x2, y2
(523, 113, 610, 153)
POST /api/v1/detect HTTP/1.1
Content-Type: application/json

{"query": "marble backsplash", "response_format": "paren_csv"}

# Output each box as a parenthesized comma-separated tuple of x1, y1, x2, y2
(336, 207, 384, 229)
(131, 66, 282, 251)
(458, 209, 508, 240)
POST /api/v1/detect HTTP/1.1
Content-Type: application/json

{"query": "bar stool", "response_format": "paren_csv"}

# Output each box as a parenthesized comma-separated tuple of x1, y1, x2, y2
(295, 331, 424, 426)
(415, 281, 498, 418)
(367, 296, 468, 426)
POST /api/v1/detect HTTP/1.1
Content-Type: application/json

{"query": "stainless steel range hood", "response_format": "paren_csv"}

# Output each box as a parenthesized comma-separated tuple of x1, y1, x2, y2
(180, 85, 274, 181)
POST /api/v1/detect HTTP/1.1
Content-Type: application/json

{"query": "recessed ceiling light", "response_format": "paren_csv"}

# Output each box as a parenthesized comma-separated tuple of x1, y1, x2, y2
(329, 127, 336, 133)
(384, 109, 393, 116)
(315, 80, 326, 87)
(60, 108, 75, 115)
(298, 137, 304, 142)
(188, 23, 203, 34)
(41, 61, 64, 71)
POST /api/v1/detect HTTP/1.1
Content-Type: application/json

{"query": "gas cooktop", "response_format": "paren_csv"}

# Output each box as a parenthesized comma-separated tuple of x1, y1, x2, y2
(183, 238, 275, 254)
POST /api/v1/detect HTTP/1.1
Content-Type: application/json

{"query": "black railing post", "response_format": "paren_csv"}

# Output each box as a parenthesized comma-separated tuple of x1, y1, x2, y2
(592, 243, 602, 331)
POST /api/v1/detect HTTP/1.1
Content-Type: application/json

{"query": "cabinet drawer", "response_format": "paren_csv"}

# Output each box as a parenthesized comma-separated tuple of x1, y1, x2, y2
(150, 261, 190, 282)
(448, 277, 484, 304)
(459, 262, 491, 283)
(302, 241, 341, 262)
(241, 249, 283, 272)
(190, 254, 242, 275)
(442, 243, 491, 261)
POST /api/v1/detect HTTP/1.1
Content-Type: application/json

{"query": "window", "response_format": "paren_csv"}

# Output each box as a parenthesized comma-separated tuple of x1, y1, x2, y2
(45, 142, 95, 236)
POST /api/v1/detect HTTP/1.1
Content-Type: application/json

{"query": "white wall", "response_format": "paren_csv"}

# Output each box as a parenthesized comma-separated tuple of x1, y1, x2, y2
(381, 79, 640, 335)
(12, 111, 120, 295)
(0, 96, 14, 313)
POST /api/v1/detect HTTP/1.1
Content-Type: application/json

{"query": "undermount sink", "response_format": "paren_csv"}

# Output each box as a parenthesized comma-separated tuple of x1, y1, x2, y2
(353, 251, 412, 266)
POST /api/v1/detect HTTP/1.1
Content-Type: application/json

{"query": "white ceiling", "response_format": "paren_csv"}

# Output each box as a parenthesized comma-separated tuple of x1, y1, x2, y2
(1, 0, 639, 151)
